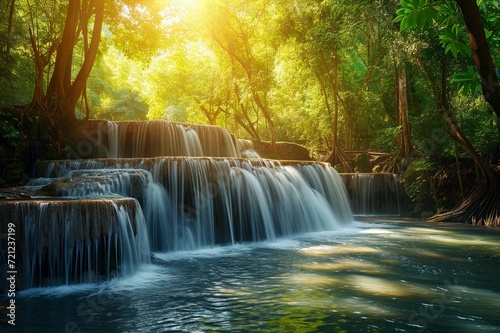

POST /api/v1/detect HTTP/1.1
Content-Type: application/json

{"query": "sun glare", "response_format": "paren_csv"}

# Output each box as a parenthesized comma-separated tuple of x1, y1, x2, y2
(159, 0, 204, 26)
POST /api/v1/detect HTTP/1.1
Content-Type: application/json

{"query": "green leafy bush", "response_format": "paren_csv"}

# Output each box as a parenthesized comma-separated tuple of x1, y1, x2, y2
(0, 110, 23, 149)
(403, 159, 436, 209)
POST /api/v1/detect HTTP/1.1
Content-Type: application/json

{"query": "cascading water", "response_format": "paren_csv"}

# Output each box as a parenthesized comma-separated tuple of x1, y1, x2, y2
(0, 198, 150, 291)
(295, 163, 353, 222)
(103, 121, 238, 158)
(6, 120, 500, 333)
(237, 139, 261, 158)
(38, 157, 353, 252)
(340, 173, 400, 216)
(3, 120, 356, 290)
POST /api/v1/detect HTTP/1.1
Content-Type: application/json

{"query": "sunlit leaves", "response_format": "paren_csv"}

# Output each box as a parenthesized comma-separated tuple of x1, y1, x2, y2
(87, 46, 148, 120)
(394, 0, 499, 60)
(106, 0, 166, 61)
(143, 41, 223, 121)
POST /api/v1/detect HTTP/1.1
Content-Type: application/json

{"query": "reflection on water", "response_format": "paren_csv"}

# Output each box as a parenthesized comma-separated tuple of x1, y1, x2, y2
(4, 220, 500, 332)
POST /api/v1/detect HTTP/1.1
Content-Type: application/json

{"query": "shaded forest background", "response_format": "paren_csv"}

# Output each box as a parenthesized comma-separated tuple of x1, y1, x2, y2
(0, 0, 499, 224)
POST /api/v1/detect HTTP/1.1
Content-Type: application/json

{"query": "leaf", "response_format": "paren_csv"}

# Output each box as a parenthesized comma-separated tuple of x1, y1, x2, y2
(395, 0, 439, 30)
(451, 67, 481, 95)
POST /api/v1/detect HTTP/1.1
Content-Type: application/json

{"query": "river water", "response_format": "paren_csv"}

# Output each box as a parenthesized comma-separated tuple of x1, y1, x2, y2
(5, 219, 500, 333)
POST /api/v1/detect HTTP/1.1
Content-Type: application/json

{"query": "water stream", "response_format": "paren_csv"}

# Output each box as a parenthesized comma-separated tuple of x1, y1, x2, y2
(5, 219, 500, 332)
(2, 121, 499, 332)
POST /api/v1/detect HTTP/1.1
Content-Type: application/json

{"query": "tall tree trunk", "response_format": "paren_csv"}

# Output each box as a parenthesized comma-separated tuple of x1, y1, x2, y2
(332, 50, 340, 162)
(68, 0, 104, 113)
(5, 0, 16, 51)
(338, 94, 353, 151)
(232, 80, 262, 142)
(456, 0, 500, 118)
(45, 0, 104, 123)
(319, 50, 344, 166)
(46, 0, 80, 113)
(28, 27, 46, 108)
(396, 66, 412, 156)
(250, 86, 277, 153)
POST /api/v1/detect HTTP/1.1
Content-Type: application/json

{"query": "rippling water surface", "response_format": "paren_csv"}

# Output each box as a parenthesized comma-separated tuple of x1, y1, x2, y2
(6, 219, 500, 332)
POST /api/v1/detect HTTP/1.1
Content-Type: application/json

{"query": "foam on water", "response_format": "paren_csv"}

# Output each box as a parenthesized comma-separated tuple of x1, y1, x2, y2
(17, 264, 166, 297)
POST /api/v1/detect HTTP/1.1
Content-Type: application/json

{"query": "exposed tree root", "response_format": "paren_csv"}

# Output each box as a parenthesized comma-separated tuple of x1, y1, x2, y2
(429, 173, 500, 227)
(372, 149, 408, 174)
(324, 147, 353, 172)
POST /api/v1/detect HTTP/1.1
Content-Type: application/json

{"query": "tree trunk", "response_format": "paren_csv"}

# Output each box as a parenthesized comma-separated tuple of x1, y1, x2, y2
(46, 0, 80, 113)
(319, 50, 342, 165)
(232, 80, 262, 142)
(332, 50, 340, 163)
(418, 54, 500, 226)
(45, 0, 104, 124)
(338, 93, 353, 151)
(68, 0, 104, 113)
(250, 86, 277, 153)
(208, 12, 277, 154)
(5, 0, 16, 51)
(28, 27, 46, 108)
(396, 66, 412, 156)
(456, 0, 500, 118)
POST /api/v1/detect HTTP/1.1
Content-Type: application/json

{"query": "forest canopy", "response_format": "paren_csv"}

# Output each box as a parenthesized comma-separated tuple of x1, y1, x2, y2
(1, 0, 498, 152)
(1, 0, 499, 223)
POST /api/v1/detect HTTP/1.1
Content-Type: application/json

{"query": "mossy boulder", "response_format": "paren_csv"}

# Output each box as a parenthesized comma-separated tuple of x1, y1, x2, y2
(256, 141, 311, 161)
(276, 142, 311, 160)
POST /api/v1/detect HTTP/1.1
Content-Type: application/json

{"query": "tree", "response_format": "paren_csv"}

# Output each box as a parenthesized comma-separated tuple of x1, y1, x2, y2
(204, 0, 279, 153)
(394, 0, 500, 118)
(456, 0, 500, 117)
(273, 0, 406, 166)
(17, 0, 163, 126)
(43, 0, 104, 122)
(0, 0, 34, 106)
(395, 0, 500, 226)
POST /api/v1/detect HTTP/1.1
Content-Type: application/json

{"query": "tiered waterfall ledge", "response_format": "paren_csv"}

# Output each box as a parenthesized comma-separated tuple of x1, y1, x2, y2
(0, 197, 150, 292)
(339, 173, 401, 216)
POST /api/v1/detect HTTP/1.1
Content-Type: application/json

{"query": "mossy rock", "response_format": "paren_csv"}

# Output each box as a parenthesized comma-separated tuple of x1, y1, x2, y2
(276, 142, 311, 161)
(252, 141, 311, 161)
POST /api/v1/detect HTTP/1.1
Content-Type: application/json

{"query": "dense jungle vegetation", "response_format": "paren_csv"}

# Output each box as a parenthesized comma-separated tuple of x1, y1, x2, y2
(0, 0, 499, 224)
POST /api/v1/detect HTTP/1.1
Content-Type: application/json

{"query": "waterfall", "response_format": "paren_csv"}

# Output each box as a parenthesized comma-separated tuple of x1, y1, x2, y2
(340, 173, 400, 216)
(103, 121, 239, 158)
(4, 120, 359, 290)
(237, 139, 261, 158)
(295, 163, 353, 222)
(37, 157, 353, 252)
(0, 198, 150, 290)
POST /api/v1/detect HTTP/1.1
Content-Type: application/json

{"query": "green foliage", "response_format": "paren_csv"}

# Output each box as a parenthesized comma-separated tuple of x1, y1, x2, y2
(87, 46, 148, 120)
(1, 0, 498, 175)
(403, 159, 435, 205)
(453, 95, 499, 157)
(375, 126, 401, 153)
(92, 90, 148, 120)
(394, 0, 500, 98)
(0, 111, 23, 149)
(394, 0, 439, 30)
(440, 24, 470, 57)
(451, 66, 481, 95)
